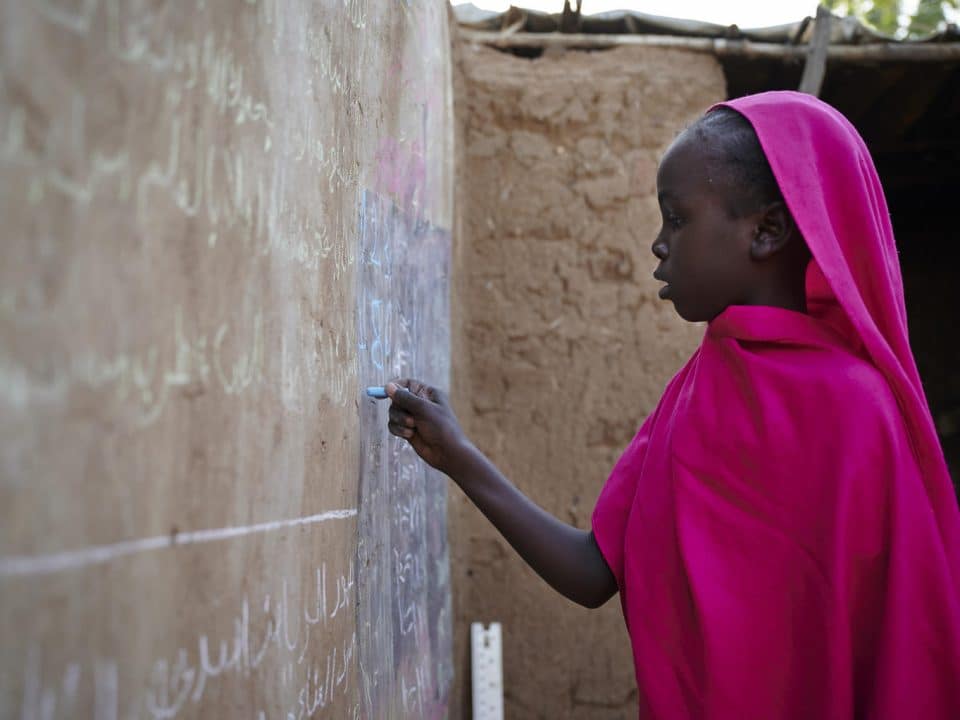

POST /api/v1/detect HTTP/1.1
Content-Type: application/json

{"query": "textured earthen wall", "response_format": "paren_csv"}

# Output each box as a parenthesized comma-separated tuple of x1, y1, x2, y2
(450, 41, 725, 718)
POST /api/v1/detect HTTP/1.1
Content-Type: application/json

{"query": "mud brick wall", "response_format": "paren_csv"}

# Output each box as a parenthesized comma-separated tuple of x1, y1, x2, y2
(450, 40, 724, 718)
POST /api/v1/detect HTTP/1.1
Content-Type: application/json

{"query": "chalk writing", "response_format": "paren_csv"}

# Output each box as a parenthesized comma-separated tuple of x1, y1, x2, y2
(2, 0, 451, 718)
(0, 91, 353, 273)
(14, 562, 356, 719)
(355, 190, 452, 715)
(36, 0, 365, 112)
(0, 0, 364, 287)
(0, 307, 262, 426)
(0, 298, 358, 426)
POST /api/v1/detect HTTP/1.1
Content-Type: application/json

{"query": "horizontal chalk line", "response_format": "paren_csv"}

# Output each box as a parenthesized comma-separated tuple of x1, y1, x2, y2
(0, 508, 358, 578)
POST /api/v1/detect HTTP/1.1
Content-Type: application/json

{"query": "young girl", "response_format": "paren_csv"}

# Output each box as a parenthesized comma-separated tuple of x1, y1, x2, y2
(384, 91, 960, 718)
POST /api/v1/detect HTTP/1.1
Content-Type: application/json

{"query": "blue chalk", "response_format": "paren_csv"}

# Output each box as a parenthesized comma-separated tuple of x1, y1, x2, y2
(366, 386, 390, 399)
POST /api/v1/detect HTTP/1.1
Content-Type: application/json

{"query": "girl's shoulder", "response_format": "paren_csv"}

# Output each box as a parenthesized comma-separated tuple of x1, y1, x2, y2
(807, 346, 903, 426)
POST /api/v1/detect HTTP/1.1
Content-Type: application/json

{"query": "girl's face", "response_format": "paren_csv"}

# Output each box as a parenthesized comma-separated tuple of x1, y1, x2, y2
(651, 132, 759, 323)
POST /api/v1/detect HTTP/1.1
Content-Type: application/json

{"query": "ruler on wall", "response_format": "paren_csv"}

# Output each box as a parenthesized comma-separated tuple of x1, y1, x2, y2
(471, 622, 504, 720)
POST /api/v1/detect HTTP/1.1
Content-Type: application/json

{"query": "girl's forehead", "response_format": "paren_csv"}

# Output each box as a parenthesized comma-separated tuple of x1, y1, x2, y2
(657, 132, 750, 212)
(658, 133, 715, 186)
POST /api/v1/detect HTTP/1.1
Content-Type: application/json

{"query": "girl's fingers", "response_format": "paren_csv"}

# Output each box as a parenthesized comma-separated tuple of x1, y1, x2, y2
(389, 383, 432, 416)
(388, 421, 415, 439)
(388, 407, 416, 428)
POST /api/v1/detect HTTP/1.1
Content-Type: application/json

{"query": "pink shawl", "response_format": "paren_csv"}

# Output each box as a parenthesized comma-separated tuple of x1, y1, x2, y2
(592, 91, 960, 718)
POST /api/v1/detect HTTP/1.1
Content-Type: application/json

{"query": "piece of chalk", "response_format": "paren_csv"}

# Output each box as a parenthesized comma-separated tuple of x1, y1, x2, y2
(366, 386, 390, 399)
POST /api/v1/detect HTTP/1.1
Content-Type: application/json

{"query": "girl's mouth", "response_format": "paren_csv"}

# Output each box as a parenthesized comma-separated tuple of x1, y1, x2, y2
(658, 283, 671, 299)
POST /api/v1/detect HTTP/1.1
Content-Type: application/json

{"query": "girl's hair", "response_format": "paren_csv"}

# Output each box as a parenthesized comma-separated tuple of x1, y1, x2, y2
(692, 106, 785, 218)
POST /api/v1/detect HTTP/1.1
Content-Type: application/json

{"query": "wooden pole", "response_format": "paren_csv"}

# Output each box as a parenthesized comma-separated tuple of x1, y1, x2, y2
(458, 29, 960, 62)
(799, 6, 832, 95)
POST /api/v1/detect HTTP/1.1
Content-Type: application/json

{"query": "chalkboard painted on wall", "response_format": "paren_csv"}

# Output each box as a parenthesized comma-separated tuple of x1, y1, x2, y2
(357, 189, 453, 716)
(0, 0, 453, 717)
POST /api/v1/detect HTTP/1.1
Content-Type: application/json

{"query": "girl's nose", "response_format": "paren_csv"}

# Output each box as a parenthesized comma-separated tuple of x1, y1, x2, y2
(652, 237, 668, 260)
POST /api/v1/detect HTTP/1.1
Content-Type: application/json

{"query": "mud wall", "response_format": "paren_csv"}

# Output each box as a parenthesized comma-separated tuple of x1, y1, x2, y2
(450, 40, 724, 718)
(0, 2, 453, 718)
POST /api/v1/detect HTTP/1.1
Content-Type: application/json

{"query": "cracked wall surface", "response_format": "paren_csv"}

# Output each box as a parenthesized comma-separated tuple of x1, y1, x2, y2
(449, 40, 725, 718)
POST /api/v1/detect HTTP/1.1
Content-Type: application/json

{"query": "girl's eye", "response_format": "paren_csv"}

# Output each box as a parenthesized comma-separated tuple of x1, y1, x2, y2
(666, 213, 683, 229)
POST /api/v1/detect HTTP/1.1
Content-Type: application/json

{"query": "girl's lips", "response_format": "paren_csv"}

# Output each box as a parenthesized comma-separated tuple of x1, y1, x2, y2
(658, 283, 671, 299)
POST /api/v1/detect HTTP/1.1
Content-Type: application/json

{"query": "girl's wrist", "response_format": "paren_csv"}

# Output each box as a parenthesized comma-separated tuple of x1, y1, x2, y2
(444, 437, 484, 484)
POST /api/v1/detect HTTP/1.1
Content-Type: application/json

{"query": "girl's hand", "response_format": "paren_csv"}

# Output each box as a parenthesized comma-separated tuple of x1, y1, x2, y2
(387, 379, 617, 609)
(386, 379, 472, 476)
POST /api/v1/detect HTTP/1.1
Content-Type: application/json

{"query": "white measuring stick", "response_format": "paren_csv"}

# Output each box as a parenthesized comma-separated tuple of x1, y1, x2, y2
(471, 622, 504, 720)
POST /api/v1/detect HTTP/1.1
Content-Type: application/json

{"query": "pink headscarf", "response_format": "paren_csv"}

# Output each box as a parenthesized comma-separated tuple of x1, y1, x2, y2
(593, 91, 960, 719)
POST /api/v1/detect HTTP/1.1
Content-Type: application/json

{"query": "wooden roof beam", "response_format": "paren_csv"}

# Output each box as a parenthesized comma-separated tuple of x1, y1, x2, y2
(459, 30, 960, 62)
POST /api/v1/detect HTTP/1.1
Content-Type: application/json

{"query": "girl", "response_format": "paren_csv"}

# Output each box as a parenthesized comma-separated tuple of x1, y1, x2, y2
(384, 91, 960, 718)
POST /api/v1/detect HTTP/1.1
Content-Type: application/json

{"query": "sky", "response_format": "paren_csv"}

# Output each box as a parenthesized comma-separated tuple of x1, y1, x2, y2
(454, 0, 937, 30)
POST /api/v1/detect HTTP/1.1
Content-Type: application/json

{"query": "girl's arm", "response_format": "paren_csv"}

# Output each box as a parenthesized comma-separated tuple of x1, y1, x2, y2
(386, 380, 618, 609)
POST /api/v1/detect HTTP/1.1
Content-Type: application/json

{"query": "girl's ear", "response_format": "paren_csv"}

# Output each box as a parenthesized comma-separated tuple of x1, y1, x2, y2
(750, 202, 794, 260)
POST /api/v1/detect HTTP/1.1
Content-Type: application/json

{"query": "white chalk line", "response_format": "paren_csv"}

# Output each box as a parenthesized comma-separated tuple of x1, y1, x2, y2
(0, 509, 358, 578)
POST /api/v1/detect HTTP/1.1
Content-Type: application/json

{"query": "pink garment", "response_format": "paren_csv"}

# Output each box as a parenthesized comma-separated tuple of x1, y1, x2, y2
(592, 91, 960, 718)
